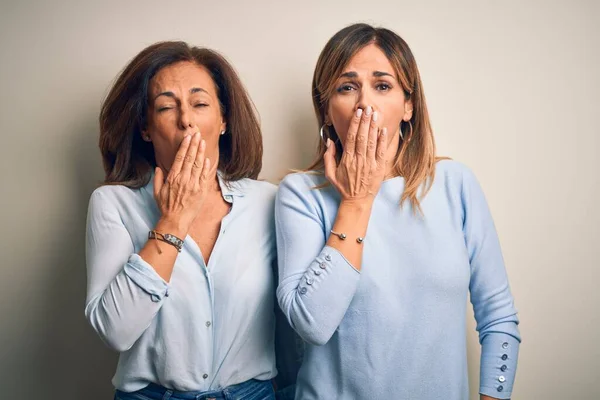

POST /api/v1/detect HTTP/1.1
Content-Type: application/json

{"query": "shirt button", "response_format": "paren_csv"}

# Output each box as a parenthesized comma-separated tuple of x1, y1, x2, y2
(314, 269, 321, 275)
(502, 342, 509, 349)
(299, 287, 308, 295)
(498, 376, 506, 383)
(319, 262, 326, 269)
(500, 365, 507, 372)
(306, 277, 314, 285)
(206, 321, 212, 327)
(501, 354, 508, 360)
(224, 195, 232, 201)
(325, 254, 332, 261)
(497, 385, 504, 392)
(203, 374, 209, 379)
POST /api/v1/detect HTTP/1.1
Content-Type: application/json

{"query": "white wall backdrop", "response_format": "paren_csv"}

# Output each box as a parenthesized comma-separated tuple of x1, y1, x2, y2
(0, 1, 598, 399)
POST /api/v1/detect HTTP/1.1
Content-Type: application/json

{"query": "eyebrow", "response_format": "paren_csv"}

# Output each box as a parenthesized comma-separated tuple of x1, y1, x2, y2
(339, 71, 395, 78)
(373, 71, 394, 78)
(190, 87, 208, 95)
(154, 87, 208, 101)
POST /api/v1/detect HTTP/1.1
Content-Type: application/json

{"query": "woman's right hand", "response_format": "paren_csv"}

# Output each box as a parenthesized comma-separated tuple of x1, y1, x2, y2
(323, 106, 389, 204)
(153, 128, 211, 233)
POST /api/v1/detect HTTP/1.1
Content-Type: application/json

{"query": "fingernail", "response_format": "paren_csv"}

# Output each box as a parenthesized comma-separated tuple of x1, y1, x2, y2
(201, 139, 206, 149)
(356, 108, 363, 118)
(326, 138, 331, 148)
(365, 106, 372, 116)
(185, 135, 192, 141)
(382, 127, 387, 136)
(372, 111, 378, 122)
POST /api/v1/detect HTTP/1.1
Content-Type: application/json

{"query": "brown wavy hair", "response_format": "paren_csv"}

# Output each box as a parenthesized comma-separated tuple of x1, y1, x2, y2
(308, 23, 445, 213)
(99, 41, 262, 188)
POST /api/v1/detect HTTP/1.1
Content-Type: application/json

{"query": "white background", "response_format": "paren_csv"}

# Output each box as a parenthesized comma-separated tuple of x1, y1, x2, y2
(0, 1, 598, 398)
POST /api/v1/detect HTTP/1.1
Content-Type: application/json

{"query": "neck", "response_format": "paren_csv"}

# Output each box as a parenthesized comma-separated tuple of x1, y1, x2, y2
(209, 170, 221, 193)
(383, 128, 402, 179)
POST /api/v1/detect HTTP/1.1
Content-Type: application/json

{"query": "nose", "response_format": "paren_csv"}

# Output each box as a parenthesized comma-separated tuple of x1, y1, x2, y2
(355, 87, 376, 113)
(177, 104, 194, 130)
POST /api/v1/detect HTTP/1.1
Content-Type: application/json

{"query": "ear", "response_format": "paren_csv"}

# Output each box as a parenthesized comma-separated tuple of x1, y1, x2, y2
(220, 119, 227, 134)
(403, 99, 413, 122)
(141, 129, 152, 142)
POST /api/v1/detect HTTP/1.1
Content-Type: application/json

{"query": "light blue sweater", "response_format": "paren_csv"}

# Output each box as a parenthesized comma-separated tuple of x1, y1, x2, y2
(275, 160, 521, 400)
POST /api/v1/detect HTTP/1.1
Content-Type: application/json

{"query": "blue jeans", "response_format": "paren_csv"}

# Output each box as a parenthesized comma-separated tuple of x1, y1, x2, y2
(114, 379, 276, 400)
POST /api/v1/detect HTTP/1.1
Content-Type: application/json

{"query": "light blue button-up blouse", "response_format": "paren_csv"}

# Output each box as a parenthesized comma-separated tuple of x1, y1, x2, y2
(85, 172, 279, 392)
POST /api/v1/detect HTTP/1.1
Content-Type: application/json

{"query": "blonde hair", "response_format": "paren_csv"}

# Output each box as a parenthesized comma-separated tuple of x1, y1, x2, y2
(307, 23, 445, 213)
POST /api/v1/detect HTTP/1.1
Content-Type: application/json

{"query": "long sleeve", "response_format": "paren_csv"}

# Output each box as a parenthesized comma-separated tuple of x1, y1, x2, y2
(462, 168, 521, 399)
(275, 174, 361, 346)
(84, 189, 169, 352)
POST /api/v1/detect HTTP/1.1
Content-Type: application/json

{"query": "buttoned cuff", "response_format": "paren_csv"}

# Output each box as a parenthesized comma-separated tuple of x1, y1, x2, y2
(123, 254, 170, 302)
(294, 245, 359, 315)
(479, 332, 520, 399)
(296, 245, 359, 296)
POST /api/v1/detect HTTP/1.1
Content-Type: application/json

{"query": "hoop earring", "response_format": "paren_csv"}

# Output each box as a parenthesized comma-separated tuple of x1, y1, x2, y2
(320, 124, 341, 147)
(400, 120, 413, 141)
(319, 124, 328, 144)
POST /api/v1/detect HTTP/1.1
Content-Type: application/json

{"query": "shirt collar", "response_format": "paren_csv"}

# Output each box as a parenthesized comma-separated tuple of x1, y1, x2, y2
(217, 170, 245, 198)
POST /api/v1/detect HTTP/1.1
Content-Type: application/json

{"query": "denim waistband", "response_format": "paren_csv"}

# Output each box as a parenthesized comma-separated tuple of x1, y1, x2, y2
(117, 378, 272, 400)
(143, 382, 226, 400)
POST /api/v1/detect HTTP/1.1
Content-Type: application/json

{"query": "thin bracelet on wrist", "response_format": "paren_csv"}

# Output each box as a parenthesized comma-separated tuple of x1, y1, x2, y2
(330, 230, 364, 244)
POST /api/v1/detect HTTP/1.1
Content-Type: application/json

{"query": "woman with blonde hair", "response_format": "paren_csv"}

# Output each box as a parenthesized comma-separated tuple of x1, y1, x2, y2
(275, 23, 521, 400)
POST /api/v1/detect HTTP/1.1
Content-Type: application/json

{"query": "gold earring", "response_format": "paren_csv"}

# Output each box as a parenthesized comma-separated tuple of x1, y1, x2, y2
(400, 120, 413, 141)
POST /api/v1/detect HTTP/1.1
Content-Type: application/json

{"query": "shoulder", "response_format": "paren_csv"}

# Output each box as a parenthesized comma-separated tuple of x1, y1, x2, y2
(86, 184, 148, 229)
(232, 177, 278, 204)
(278, 171, 328, 193)
(434, 160, 490, 216)
(88, 183, 141, 210)
(244, 178, 278, 193)
(276, 171, 336, 216)
(434, 159, 480, 190)
(435, 159, 474, 178)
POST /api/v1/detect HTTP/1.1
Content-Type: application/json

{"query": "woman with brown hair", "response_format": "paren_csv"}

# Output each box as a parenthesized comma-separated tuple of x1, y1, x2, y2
(275, 24, 521, 399)
(85, 41, 281, 400)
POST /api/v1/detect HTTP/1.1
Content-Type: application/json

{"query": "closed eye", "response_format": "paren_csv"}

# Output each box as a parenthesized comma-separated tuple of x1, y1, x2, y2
(337, 83, 358, 93)
(195, 103, 208, 108)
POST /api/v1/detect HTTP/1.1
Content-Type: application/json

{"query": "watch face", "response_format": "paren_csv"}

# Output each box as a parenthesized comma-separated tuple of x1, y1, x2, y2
(164, 234, 183, 248)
